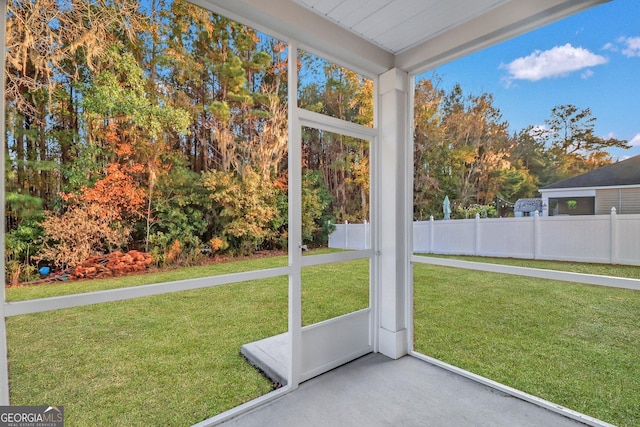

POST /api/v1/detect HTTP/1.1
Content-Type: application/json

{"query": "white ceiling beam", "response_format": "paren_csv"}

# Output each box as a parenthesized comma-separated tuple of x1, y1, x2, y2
(395, 0, 611, 74)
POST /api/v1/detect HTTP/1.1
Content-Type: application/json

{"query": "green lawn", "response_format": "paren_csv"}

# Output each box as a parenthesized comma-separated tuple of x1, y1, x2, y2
(413, 263, 640, 427)
(5, 253, 639, 426)
(8, 278, 288, 426)
(302, 259, 370, 325)
(6, 251, 369, 426)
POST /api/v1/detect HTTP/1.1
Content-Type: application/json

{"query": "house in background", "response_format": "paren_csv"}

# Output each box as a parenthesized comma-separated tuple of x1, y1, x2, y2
(539, 155, 640, 216)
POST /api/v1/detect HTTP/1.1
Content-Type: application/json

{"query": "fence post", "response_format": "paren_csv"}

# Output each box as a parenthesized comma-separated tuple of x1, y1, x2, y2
(533, 210, 540, 260)
(474, 213, 480, 256)
(429, 215, 434, 253)
(610, 207, 618, 264)
(344, 220, 349, 249)
(364, 219, 369, 250)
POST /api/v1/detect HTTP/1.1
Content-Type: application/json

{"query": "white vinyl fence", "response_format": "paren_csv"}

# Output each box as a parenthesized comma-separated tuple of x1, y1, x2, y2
(328, 220, 371, 251)
(329, 209, 640, 266)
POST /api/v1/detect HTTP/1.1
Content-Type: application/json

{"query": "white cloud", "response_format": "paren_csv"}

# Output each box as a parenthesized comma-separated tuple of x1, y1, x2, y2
(619, 36, 640, 57)
(629, 133, 640, 147)
(501, 44, 608, 83)
(581, 69, 594, 79)
(603, 36, 640, 57)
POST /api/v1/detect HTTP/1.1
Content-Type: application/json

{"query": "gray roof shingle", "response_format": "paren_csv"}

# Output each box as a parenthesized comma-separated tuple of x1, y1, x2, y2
(540, 155, 640, 190)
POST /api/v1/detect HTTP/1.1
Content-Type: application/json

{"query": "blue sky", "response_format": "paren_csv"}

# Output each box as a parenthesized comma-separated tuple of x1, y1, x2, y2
(418, 0, 640, 161)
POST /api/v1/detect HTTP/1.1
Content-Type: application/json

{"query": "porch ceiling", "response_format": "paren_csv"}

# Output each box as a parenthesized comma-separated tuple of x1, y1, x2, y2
(292, 0, 511, 54)
(200, 0, 609, 75)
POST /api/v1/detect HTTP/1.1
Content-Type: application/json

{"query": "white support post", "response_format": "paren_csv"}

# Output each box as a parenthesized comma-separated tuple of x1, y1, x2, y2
(376, 68, 411, 359)
(0, 0, 10, 405)
(287, 42, 302, 389)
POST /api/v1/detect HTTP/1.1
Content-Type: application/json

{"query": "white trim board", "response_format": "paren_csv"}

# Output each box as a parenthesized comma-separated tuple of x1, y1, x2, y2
(412, 256, 640, 291)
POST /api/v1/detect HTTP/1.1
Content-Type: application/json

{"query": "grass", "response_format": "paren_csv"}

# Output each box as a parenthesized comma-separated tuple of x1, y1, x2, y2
(413, 263, 640, 427)
(8, 278, 288, 426)
(302, 259, 370, 325)
(6, 251, 639, 426)
(6, 250, 369, 426)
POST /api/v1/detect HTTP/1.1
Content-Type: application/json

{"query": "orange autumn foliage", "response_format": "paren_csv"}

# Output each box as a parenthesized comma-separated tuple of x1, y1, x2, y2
(40, 161, 147, 268)
(67, 163, 146, 222)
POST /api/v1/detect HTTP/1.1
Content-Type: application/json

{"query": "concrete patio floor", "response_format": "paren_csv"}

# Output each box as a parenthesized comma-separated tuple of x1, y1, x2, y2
(220, 352, 593, 427)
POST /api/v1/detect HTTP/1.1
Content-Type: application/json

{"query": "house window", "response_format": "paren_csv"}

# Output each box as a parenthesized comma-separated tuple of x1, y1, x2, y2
(548, 197, 595, 216)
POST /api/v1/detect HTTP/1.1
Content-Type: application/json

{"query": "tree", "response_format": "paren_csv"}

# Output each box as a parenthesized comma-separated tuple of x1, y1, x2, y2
(202, 167, 278, 254)
(441, 84, 511, 206)
(297, 58, 373, 223)
(413, 78, 448, 219)
(5, 169, 44, 284)
(532, 104, 629, 183)
(538, 104, 628, 155)
(82, 46, 191, 251)
(147, 164, 209, 266)
(413, 79, 513, 217)
(162, 3, 281, 175)
(5, 0, 144, 199)
(492, 166, 537, 203)
(71, 163, 146, 223)
(301, 170, 334, 246)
